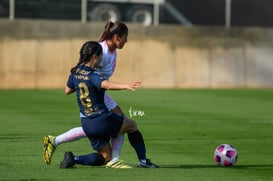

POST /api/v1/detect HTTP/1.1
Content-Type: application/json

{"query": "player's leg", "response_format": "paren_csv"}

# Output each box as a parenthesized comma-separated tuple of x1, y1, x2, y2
(60, 115, 113, 169)
(59, 144, 110, 169)
(54, 127, 86, 145)
(60, 151, 106, 168)
(120, 118, 159, 168)
(104, 93, 126, 162)
(110, 132, 124, 161)
(109, 105, 125, 161)
(43, 127, 86, 164)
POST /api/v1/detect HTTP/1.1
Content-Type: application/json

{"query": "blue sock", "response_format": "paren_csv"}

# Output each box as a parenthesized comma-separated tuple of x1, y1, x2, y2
(74, 153, 105, 166)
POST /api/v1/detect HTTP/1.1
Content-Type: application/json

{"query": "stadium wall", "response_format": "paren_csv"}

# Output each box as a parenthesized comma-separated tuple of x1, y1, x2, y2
(1, 19, 273, 89)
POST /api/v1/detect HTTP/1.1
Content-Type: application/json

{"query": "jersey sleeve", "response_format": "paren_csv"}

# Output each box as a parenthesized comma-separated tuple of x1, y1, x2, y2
(66, 74, 75, 89)
(90, 72, 105, 90)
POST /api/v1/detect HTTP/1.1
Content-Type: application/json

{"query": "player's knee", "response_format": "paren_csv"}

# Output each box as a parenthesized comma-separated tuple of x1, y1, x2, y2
(127, 119, 138, 133)
(121, 118, 138, 133)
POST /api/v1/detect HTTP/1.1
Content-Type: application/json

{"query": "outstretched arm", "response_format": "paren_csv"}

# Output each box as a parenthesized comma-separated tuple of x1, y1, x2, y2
(101, 80, 141, 91)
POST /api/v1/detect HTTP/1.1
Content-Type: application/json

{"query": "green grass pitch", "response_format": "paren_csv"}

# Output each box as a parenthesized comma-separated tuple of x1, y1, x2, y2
(1, 89, 273, 181)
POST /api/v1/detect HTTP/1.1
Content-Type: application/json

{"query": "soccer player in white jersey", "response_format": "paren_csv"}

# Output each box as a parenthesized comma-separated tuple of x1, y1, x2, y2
(43, 21, 132, 168)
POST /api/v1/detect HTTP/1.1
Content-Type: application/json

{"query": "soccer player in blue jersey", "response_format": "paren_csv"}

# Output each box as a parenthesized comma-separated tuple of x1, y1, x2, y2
(59, 41, 158, 168)
(44, 21, 133, 168)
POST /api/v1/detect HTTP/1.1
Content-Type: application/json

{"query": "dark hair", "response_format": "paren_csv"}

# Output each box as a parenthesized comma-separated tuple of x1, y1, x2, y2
(98, 21, 128, 42)
(70, 41, 102, 73)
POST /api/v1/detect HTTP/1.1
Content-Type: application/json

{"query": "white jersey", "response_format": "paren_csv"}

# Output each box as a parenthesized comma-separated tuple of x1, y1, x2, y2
(97, 40, 118, 110)
(98, 40, 117, 80)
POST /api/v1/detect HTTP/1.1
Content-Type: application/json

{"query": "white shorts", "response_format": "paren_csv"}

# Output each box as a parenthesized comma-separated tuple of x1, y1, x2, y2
(104, 93, 118, 111)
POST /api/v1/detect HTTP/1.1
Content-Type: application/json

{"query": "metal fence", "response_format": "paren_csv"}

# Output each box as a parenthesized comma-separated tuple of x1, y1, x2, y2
(1, 0, 272, 27)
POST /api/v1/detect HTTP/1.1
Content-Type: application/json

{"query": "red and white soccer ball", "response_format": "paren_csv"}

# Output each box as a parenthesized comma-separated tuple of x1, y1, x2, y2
(214, 144, 238, 167)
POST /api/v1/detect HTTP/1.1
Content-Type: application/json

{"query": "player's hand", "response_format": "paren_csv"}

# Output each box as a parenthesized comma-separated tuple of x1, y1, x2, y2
(128, 81, 141, 91)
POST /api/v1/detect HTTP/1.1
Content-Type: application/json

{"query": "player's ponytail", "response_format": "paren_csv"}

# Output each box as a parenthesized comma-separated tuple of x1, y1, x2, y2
(98, 21, 128, 42)
(70, 41, 102, 73)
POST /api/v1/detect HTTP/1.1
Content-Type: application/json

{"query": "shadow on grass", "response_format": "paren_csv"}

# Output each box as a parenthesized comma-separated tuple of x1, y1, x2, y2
(159, 164, 273, 170)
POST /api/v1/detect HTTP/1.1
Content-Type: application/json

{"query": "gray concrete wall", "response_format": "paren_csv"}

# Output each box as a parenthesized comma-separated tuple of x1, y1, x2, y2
(1, 19, 273, 89)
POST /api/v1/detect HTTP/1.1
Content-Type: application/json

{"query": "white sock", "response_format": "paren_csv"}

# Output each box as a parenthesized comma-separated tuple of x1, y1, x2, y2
(54, 127, 86, 146)
(110, 134, 124, 162)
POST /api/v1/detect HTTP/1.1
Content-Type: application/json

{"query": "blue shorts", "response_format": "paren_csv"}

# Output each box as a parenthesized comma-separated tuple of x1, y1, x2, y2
(81, 112, 123, 151)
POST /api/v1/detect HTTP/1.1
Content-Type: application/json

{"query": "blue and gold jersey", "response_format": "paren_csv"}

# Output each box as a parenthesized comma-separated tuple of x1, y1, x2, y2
(66, 66, 108, 117)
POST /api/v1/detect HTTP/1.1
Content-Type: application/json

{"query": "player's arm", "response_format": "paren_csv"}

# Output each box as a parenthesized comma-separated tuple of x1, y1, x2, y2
(65, 86, 75, 95)
(101, 80, 141, 91)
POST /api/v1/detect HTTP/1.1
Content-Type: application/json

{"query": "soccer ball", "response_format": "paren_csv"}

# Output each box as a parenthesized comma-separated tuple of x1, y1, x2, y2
(214, 144, 238, 167)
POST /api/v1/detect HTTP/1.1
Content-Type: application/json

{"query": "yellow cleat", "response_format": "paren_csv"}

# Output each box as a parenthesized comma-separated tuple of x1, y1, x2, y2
(43, 135, 56, 164)
(105, 160, 133, 169)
